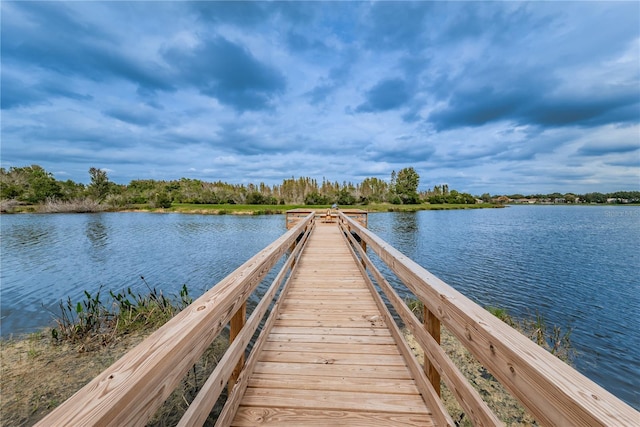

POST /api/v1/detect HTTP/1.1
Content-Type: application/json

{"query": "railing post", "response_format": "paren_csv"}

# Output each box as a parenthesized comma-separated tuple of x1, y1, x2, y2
(360, 237, 367, 270)
(423, 305, 441, 396)
(228, 302, 246, 391)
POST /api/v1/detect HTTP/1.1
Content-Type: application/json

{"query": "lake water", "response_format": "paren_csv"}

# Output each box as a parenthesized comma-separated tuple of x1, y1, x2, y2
(1, 206, 638, 409)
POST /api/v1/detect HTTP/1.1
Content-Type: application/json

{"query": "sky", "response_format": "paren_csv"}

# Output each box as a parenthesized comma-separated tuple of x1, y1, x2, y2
(1, 1, 639, 195)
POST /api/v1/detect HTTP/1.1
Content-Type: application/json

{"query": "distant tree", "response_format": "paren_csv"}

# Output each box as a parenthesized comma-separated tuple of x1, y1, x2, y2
(304, 191, 330, 205)
(582, 192, 607, 203)
(480, 193, 492, 203)
(2, 165, 61, 204)
(394, 167, 420, 204)
(88, 167, 111, 202)
(58, 179, 85, 201)
(246, 191, 265, 204)
(151, 191, 172, 208)
(549, 192, 563, 200)
(335, 187, 356, 205)
(246, 191, 276, 205)
(358, 177, 388, 203)
(0, 168, 22, 200)
(443, 190, 476, 204)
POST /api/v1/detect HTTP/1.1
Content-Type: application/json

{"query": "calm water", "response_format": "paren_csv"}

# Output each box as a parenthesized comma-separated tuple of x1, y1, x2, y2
(0, 213, 286, 336)
(1, 206, 638, 408)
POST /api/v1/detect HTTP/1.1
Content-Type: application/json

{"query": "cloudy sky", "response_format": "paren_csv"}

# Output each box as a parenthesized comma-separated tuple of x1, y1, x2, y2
(2, 1, 639, 195)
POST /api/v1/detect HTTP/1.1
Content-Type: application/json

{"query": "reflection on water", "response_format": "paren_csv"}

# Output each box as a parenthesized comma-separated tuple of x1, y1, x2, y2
(0, 213, 285, 338)
(390, 212, 419, 257)
(85, 215, 109, 261)
(86, 216, 108, 247)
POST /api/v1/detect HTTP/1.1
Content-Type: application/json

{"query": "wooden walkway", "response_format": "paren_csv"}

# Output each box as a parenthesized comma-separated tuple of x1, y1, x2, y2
(231, 223, 435, 426)
(37, 211, 639, 427)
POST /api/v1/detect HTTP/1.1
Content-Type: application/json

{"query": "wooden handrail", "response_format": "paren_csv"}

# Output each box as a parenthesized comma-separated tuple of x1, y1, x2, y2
(338, 211, 638, 426)
(36, 212, 315, 427)
(286, 208, 367, 229)
(178, 216, 314, 426)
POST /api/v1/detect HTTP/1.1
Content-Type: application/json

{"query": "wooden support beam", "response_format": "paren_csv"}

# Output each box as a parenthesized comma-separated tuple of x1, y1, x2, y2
(228, 302, 246, 392)
(424, 306, 441, 397)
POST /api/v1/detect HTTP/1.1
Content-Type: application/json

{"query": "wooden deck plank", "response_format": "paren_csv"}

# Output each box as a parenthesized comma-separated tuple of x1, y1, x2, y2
(281, 290, 376, 297)
(262, 341, 401, 355)
(231, 407, 435, 426)
(266, 333, 396, 344)
(269, 326, 392, 336)
(252, 362, 414, 380)
(240, 388, 430, 413)
(272, 319, 387, 329)
(245, 373, 421, 394)
(275, 312, 383, 320)
(231, 223, 434, 425)
(258, 350, 409, 366)
(275, 310, 383, 318)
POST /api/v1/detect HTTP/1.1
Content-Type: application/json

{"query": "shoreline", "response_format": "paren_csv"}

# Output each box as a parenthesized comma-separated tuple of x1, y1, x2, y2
(2, 202, 503, 215)
(4, 201, 638, 216)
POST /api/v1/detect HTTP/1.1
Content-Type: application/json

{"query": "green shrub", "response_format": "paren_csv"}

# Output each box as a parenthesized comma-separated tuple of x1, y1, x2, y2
(151, 192, 172, 208)
(51, 280, 192, 347)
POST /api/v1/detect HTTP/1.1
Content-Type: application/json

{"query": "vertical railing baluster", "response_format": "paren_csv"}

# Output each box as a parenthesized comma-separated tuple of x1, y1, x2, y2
(228, 302, 246, 391)
(423, 305, 441, 396)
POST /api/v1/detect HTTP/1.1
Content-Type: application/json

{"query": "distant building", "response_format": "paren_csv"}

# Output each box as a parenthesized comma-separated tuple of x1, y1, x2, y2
(514, 198, 536, 204)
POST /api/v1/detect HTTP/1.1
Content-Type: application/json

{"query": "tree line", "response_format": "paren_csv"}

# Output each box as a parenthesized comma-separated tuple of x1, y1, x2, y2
(2, 164, 636, 209)
(0, 165, 482, 208)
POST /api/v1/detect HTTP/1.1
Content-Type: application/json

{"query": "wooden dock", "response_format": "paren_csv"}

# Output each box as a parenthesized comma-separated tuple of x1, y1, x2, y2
(232, 223, 434, 426)
(37, 210, 639, 427)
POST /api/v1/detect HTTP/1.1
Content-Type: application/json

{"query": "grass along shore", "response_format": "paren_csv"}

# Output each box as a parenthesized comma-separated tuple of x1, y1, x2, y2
(2, 199, 501, 214)
(1, 285, 572, 425)
(0, 285, 229, 426)
(144, 202, 502, 214)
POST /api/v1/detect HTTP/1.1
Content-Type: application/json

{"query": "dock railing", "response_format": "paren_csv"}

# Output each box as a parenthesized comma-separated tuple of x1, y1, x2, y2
(337, 211, 638, 426)
(35, 209, 638, 426)
(36, 212, 315, 427)
(286, 208, 367, 229)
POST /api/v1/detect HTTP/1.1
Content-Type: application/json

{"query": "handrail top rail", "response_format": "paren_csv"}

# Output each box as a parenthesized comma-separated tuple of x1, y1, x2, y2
(286, 208, 367, 213)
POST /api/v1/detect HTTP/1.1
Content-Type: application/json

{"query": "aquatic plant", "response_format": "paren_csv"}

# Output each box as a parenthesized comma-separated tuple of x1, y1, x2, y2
(485, 306, 516, 327)
(51, 279, 192, 347)
(2, 282, 222, 426)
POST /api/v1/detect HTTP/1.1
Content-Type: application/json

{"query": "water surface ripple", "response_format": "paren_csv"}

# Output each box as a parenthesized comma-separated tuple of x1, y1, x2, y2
(1, 213, 284, 338)
(368, 206, 639, 409)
